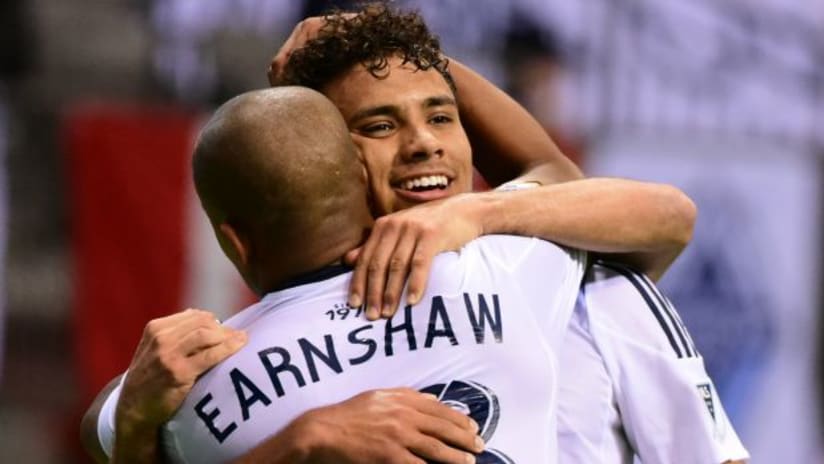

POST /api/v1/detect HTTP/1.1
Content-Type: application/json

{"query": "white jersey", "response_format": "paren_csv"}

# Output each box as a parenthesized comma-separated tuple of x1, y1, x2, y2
(558, 261, 749, 463)
(136, 235, 585, 463)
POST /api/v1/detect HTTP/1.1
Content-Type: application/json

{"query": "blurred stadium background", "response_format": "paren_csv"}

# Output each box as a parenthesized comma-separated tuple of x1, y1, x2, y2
(1, 0, 822, 462)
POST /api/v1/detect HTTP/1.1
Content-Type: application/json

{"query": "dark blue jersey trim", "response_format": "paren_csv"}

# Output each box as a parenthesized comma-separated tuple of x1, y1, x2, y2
(662, 296, 699, 356)
(596, 261, 688, 358)
(632, 269, 697, 358)
(267, 264, 353, 293)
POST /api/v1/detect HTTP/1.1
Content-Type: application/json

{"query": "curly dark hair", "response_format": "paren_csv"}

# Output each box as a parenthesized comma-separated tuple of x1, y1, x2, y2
(280, 2, 456, 95)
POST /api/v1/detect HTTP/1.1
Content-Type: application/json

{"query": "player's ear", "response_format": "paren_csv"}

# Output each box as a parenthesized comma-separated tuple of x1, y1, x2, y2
(217, 222, 251, 269)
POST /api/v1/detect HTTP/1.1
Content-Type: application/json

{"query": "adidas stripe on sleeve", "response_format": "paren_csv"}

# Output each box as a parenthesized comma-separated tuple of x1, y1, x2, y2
(558, 261, 749, 464)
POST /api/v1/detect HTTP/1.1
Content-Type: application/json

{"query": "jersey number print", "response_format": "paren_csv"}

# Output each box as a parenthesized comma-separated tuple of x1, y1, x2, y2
(420, 380, 514, 463)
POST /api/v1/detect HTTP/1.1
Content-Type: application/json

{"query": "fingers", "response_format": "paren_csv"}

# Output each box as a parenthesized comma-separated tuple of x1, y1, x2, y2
(346, 247, 364, 307)
(350, 215, 441, 320)
(138, 309, 245, 377)
(269, 16, 330, 86)
(348, 224, 381, 319)
(143, 308, 210, 334)
(175, 324, 237, 357)
(358, 218, 415, 320)
(148, 309, 221, 347)
(380, 231, 417, 318)
(187, 330, 247, 373)
(404, 243, 436, 306)
(318, 389, 480, 464)
(163, 310, 247, 373)
(415, 414, 483, 456)
(412, 393, 479, 434)
(379, 390, 482, 462)
(361, 225, 398, 320)
(407, 435, 477, 464)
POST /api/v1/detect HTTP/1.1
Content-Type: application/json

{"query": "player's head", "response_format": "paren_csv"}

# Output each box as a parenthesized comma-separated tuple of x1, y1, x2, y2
(193, 86, 373, 294)
(279, 3, 473, 215)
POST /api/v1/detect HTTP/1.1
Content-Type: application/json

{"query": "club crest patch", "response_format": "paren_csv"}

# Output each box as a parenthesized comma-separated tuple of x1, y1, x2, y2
(697, 383, 716, 421)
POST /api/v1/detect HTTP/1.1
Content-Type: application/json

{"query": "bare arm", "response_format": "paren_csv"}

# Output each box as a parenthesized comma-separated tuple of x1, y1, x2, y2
(348, 178, 695, 318)
(474, 178, 696, 280)
(446, 58, 692, 278)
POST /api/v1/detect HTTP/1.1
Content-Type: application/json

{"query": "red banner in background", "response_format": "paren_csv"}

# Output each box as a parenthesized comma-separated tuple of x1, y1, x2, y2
(64, 104, 196, 402)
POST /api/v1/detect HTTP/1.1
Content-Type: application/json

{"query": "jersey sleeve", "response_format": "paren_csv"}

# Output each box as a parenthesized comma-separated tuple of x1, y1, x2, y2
(471, 235, 587, 350)
(583, 261, 749, 463)
(96, 376, 125, 459)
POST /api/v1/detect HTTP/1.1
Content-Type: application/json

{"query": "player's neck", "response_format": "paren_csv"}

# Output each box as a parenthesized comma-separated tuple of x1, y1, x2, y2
(253, 222, 368, 295)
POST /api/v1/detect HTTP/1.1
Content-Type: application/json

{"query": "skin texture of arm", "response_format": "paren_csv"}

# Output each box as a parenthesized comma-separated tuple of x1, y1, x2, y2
(476, 178, 696, 280)
(348, 178, 695, 318)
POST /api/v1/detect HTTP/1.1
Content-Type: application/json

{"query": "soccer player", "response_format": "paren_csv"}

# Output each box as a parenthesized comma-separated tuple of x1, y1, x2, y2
(270, 5, 691, 317)
(142, 85, 589, 462)
(558, 262, 748, 463)
(269, 5, 748, 463)
(83, 4, 740, 463)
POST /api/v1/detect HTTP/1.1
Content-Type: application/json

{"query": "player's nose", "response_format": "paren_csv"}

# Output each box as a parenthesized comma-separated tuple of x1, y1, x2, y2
(399, 125, 443, 162)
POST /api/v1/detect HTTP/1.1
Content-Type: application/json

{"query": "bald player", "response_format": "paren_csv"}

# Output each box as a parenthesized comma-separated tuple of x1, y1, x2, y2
(84, 5, 728, 463)
(161, 86, 585, 463)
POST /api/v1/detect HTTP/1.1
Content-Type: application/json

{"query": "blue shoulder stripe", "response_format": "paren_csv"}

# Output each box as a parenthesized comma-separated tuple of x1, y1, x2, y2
(630, 268, 698, 358)
(595, 261, 696, 358)
(661, 295, 699, 356)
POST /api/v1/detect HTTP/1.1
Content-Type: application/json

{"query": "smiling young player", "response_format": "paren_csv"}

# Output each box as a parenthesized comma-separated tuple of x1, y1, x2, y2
(82, 4, 746, 463)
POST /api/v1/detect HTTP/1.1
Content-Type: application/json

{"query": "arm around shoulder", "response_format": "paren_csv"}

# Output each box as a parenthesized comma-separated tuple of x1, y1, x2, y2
(474, 178, 696, 280)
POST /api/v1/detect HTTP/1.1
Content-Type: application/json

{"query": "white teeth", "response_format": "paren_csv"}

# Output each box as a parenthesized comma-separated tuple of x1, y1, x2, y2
(402, 175, 449, 191)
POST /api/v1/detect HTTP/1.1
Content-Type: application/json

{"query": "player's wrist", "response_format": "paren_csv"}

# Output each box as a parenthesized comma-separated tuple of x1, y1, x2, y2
(111, 425, 161, 464)
(230, 415, 317, 464)
(462, 190, 507, 237)
(114, 398, 164, 434)
(280, 410, 330, 462)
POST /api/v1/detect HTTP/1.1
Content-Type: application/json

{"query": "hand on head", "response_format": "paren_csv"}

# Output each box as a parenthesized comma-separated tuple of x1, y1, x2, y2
(268, 13, 356, 86)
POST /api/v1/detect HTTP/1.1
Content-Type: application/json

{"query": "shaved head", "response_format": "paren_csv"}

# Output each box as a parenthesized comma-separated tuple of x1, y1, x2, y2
(193, 86, 372, 293)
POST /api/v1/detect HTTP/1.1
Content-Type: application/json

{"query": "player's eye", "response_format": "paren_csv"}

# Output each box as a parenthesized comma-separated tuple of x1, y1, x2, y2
(430, 114, 453, 125)
(360, 121, 395, 136)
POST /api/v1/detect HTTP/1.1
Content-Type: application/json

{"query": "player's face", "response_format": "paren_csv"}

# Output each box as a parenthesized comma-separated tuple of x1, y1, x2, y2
(321, 56, 473, 215)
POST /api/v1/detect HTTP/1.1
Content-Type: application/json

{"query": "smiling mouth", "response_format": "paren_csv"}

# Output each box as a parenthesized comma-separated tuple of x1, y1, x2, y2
(398, 175, 451, 192)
